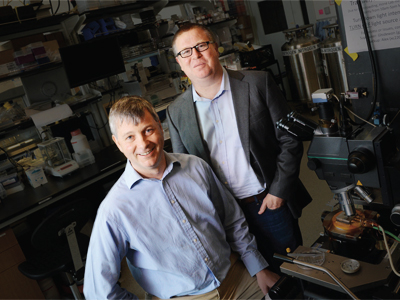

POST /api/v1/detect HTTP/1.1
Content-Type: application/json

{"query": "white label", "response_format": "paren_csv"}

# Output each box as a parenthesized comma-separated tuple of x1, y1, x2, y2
(321, 46, 343, 53)
(282, 44, 320, 56)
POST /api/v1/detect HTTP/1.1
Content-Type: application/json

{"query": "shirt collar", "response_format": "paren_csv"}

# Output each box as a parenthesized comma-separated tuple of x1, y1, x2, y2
(192, 67, 230, 102)
(124, 152, 181, 189)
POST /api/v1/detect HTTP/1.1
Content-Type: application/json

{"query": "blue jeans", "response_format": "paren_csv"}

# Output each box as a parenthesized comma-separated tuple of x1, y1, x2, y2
(241, 199, 302, 273)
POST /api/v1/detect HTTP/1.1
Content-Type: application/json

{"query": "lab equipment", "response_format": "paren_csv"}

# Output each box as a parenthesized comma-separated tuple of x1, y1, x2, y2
(281, 25, 327, 105)
(37, 137, 79, 177)
(275, 88, 400, 299)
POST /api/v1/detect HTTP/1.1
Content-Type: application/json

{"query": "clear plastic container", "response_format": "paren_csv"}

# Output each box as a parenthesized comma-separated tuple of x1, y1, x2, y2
(294, 249, 325, 270)
(73, 149, 95, 168)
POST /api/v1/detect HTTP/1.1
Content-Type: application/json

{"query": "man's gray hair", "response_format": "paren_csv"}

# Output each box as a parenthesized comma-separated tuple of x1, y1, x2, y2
(109, 96, 160, 137)
(172, 23, 217, 56)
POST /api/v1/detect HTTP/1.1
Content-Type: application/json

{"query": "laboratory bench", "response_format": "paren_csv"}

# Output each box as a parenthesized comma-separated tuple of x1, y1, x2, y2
(0, 144, 126, 231)
(0, 144, 126, 299)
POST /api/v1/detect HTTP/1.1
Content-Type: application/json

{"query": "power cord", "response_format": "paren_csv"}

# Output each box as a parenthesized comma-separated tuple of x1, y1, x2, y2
(373, 225, 400, 277)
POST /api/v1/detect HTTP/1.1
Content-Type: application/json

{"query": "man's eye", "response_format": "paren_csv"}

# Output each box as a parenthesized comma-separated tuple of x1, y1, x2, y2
(146, 129, 154, 135)
(181, 49, 190, 55)
(126, 135, 134, 140)
(197, 43, 206, 50)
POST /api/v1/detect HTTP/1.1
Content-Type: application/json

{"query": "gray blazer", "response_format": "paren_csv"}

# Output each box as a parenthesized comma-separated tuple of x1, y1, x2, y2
(166, 69, 311, 218)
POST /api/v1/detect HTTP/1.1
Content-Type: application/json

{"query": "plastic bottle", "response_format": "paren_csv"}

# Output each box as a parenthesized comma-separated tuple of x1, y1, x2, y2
(70, 129, 90, 153)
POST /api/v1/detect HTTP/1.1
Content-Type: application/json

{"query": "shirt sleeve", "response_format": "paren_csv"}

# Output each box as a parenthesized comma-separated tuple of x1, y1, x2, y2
(201, 160, 268, 276)
(83, 207, 138, 300)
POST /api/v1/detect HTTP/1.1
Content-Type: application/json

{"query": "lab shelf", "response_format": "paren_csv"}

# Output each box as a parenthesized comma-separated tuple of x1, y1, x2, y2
(0, 14, 79, 42)
(0, 61, 63, 84)
(124, 50, 161, 63)
(80, 1, 159, 23)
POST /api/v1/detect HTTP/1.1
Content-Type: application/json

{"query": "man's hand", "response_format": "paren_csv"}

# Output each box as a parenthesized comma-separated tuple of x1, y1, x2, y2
(258, 194, 285, 214)
(256, 269, 280, 295)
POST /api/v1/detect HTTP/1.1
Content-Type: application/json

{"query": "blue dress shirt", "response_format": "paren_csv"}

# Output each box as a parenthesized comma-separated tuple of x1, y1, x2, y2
(193, 68, 265, 199)
(83, 152, 267, 299)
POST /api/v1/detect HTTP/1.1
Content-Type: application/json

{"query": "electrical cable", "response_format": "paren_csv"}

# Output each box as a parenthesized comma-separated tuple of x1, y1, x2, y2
(374, 225, 400, 277)
(0, 146, 24, 170)
(356, 0, 378, 124)
(332, 94, 376, 127)
(373, 226, 400, 243)
(344, 106, 376, 128)
(387, 109, 400, 128)
(48, 0, 53, 15)
(54, 0, 60, 15)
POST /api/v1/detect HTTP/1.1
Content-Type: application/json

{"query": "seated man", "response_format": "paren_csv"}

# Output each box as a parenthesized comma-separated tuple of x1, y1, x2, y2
(83, 96, 280, 299)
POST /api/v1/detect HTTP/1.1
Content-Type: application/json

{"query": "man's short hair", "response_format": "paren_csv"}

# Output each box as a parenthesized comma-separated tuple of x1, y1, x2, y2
(109, 96, 160, 137)
(172, 23, 217, 56)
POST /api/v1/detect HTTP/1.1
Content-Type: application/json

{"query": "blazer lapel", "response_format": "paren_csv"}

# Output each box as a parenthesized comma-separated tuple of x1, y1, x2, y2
(182, 90, 211, 164)
(227, 70, 250, 162)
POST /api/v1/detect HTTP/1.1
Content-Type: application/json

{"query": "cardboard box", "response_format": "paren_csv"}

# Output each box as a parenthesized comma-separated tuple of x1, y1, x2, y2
(44, 32, 66, 48)
(0, 49, 14, 65)
(43, 40, 60, 62)
(11, 33, 45, 50)
(237, 15, 252, 29)
(0, 41, 13, 51)
(240, 28, 254, 43)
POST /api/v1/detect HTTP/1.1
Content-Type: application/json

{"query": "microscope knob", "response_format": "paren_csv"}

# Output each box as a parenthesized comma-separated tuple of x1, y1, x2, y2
(347, 149, 374, 174)
(307, 158, 320, 171)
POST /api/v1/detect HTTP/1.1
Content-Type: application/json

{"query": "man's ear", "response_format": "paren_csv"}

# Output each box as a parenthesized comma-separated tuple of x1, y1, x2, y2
(158, 120, 164, 132)
(112, 135, 122, 152)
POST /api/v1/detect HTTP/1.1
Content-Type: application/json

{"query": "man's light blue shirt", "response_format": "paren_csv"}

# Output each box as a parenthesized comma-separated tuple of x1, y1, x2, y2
(193, 68, 265, 199)
(84, 152, 267, 299)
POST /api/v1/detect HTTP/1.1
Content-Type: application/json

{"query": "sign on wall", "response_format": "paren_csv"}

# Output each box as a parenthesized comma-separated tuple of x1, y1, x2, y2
(341, 0, 400, 52)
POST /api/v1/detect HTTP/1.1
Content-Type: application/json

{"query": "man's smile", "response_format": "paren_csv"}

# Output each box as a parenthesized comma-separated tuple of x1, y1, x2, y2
(138, 147, 155, 156)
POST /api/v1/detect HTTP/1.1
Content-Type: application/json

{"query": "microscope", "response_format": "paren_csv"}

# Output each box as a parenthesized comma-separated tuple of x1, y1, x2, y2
(274, 88, 400, 299)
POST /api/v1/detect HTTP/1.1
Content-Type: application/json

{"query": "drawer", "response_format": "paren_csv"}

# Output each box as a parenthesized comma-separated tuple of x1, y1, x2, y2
(0, 244, 25, 274)
(0, 227, 18, 253)
(0, 264, 44, 299)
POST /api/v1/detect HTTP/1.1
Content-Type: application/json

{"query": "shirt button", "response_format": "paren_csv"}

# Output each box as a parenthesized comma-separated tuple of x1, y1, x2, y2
(219, 140, 222, 144)
(204, 257, 208, 262)
(193, 238, 197, 243)
(222, 161, 225, 165)
(171, 200, 175, 204)
(182, 220, 186, 223)
(216, 120, 219, 123)
(224, 181, 228, 184)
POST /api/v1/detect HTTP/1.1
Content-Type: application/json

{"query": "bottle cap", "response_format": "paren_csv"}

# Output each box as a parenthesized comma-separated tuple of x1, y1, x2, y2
(71, 129, 82, 136)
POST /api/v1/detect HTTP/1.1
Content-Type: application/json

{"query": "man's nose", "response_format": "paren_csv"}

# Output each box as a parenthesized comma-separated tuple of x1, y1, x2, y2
(137, 134, 149, 148)
(192, 47, 202, 58)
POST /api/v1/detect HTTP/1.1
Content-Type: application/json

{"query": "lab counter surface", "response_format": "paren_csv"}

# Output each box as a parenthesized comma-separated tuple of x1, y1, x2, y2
(0, 145, 127, 231)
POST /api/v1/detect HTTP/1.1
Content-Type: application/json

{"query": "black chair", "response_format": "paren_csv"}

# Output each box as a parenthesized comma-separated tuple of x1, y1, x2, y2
(18, 198, 93, 300)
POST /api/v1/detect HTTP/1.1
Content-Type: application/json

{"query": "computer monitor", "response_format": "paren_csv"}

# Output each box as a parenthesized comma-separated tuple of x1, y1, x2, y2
(59, 36, 126, 88)
(20, 65, 72, 106)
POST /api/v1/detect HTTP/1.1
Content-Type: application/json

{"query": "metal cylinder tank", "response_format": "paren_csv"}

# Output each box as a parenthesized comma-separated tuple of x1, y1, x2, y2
(321, 24, 349, 96)
(281, 24, 327, 105)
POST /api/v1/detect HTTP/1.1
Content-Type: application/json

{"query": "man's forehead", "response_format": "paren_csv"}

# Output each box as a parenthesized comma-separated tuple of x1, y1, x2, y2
(118, 112, 154, 128)
(176, 28, 208, 44)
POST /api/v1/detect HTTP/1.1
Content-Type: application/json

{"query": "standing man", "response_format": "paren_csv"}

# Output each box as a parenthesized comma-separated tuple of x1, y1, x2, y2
(83, 96, 280, 299)
(167, 23, 312, 272)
